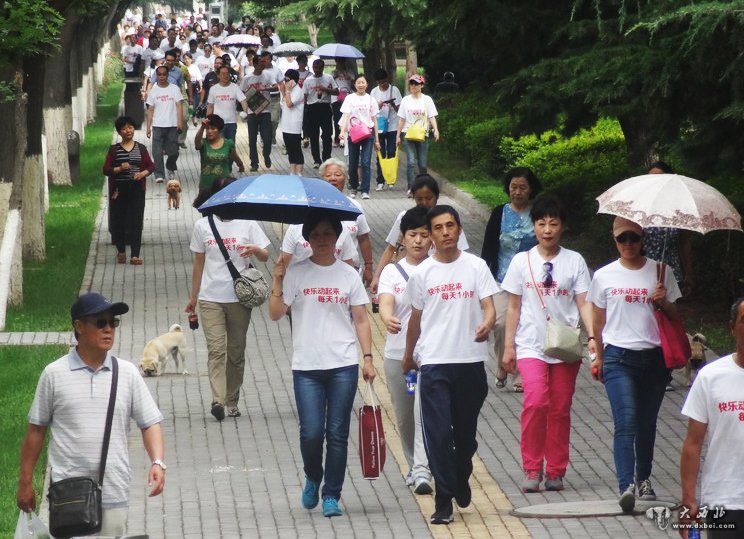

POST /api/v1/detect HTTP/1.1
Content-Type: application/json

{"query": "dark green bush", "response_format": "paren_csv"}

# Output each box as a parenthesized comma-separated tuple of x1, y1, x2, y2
(462, 116, 512, 174)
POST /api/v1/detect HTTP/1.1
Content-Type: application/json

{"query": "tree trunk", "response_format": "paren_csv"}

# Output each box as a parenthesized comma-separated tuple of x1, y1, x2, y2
(617, 114, 661, 169)
(21, 56, 47, 261)
(405, 41, 417, 78)
(303, 15, 318, 48)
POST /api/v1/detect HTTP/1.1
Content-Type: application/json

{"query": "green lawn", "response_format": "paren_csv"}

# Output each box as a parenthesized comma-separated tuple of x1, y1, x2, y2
(0, 345, 66, 538)
(5, 80, 123, 331)
(280, 22, 335, 47)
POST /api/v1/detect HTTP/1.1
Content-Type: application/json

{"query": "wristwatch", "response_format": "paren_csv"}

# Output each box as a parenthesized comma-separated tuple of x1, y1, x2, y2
(151, 459, 167, 471)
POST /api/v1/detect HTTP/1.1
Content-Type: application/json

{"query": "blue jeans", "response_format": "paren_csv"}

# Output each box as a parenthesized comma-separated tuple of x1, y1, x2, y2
(602, 344, 668, 492)
(376, 131, 397, 184)
(222, 122, 237, 143)
(403, 137, 429, 188)
(293, 365, 358, 500)
(347, 136, 373, 193)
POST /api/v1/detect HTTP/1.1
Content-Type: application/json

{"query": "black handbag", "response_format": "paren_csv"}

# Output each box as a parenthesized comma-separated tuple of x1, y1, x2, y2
(48, 357, 118, 538)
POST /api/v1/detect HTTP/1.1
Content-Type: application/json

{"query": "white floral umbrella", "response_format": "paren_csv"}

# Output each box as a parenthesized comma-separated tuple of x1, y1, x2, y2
(596, 173, 741, 234)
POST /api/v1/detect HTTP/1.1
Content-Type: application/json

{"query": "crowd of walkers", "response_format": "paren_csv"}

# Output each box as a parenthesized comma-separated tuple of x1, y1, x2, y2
(24, 9, 731, 537)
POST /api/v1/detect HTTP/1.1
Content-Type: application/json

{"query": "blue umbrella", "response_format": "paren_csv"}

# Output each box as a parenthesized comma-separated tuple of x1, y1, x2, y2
(313, 43, 365, 59)
(197, 174, 362, 224)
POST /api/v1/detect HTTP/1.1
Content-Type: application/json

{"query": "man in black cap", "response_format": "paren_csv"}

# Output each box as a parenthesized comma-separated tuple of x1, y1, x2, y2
(17, 292, 165, 536)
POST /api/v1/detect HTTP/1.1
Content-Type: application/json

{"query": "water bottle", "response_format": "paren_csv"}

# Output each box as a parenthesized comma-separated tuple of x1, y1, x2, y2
(371, 295, 379, 314)
(688, 527, 701, 539)
(188, 312, 199, 330)
(405, 370, 417, 395)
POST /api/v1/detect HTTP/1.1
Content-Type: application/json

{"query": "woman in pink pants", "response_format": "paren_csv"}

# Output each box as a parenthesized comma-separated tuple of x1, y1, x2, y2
(501, 196, 595, 493)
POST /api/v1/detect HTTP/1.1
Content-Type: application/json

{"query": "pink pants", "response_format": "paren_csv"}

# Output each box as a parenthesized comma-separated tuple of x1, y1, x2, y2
(517, 357, 580, 477)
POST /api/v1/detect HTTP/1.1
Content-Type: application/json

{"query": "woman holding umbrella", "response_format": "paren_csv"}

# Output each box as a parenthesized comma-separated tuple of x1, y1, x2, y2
(269, 211, 376, 518)
(587, 216, 682, 512)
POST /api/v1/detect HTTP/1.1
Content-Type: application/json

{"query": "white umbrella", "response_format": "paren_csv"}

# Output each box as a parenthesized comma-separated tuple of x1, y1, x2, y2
(313, 43, 364, 59)
(596, 173, 741, 233)
(222, 34, 261, 47)
(273, 41, 315, 57)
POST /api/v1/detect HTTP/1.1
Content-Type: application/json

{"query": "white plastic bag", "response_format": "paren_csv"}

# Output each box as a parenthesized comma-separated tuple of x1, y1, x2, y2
(14, 511, 51, 539)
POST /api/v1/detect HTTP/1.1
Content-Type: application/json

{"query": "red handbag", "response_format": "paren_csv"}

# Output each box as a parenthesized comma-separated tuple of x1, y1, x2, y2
(358, 382, 386, 479)
(655, 263, 691, 369)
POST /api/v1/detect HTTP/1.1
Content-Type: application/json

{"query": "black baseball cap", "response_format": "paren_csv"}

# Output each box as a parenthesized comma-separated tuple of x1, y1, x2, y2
(70, 293, 129, 322)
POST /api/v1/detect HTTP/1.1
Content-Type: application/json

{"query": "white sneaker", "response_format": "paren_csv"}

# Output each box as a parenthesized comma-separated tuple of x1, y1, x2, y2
(413, 477, 433, 495)
(167, 170, 176, 180)
(155, 177, 165, 184)
(375, 184, 384, 191)
(362, 192, 370, 200)
(349, 190, 357, 199)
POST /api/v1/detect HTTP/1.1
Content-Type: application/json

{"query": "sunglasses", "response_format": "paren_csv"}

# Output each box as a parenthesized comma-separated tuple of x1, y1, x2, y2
(85, 317, 120, 329)
(615, 232, 642, 244)
(543, 262, 554, 288)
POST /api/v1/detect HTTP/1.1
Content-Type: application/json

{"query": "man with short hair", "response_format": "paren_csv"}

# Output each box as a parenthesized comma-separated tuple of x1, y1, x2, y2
(679, 298, 744, 538)
(150, 49, 183, 87)
(240, 56, 275, 170)
(16, 293, 165, 536)
(403, 205, 498, 525)
(146, 65, 184, 181)
(159, 27, 183, 52)
(206, 64, 249, 142)
(303, 59, 337, 168)
(121, 33, 143, 78)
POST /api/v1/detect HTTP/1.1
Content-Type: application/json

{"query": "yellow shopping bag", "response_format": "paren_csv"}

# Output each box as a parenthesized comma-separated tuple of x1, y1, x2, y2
(377, 150, 398, 185)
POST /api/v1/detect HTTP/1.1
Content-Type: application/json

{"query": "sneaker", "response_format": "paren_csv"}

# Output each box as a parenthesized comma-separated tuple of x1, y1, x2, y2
(281, 146, 287, 155)
(313, 162, 321, 169)
(210, 402, 225, 421)
(406, 189, 412, 198)
(544, 475, 564, 491)
(619, 482, 636, 512)
(155, 177, 165, 184)
(361, 192, 370, 200)
(413, 477, 433, 495)
(375, 184, 384, 191)
(349, 191, 357, 199)
(301, 477, 319, 509)
(521, 470, 543, 493)
(430, 497, 454, 525)
(322, 496, 342, 517)
(665, 384, 675, 392)
(404, 471, 414, 487)
(265, 159, 272, 168)
(455, 479, 471, 507)
(167, 170, 176, 180)
(250, 166, 259, 172)
(638, 479, 656, 501)
(226, 407, 241, 418)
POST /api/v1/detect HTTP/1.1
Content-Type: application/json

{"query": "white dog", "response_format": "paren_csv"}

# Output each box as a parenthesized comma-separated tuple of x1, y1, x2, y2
(140, 324, 187, 376)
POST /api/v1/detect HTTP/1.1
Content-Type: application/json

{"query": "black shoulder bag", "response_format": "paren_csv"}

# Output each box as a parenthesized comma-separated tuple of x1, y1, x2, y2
(207, 214, 269, 308)
(48, 357, 118, 538)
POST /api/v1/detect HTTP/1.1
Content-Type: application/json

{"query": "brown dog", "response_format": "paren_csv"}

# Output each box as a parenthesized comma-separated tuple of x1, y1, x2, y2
(166, 178, 181, 209)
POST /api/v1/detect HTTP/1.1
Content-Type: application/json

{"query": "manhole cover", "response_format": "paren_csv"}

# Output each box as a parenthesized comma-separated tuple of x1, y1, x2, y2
(512, 499, 678, 518)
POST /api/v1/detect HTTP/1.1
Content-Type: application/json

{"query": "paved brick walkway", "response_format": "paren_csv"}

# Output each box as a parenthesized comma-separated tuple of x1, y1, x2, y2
(13, 117, 697, 537)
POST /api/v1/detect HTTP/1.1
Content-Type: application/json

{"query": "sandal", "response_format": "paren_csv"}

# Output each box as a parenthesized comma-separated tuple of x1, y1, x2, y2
(496, 375, 507, 389)
(130, 257, 143, 265)
(513, 382, 523, 393)
(116, 253, 126, 264)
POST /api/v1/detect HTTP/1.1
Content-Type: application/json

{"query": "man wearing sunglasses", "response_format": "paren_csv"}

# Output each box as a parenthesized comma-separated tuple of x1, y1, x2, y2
(17, 292, 165, 536)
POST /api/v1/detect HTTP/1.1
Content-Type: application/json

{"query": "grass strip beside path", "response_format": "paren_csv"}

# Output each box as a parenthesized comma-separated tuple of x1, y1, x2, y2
(0, 345, 67, 538)
(5, 81, 123, 331)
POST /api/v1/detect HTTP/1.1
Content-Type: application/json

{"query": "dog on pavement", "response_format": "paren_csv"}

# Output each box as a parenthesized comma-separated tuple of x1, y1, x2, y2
(140, 324, 187, 376)
(166, 178, 181, 210)
(685, 333, 707, 387)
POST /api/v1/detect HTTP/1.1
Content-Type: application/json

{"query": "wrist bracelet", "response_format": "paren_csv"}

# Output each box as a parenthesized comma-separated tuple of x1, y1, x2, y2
(271, 290, 283, 297)
(363, 353, 373, 359)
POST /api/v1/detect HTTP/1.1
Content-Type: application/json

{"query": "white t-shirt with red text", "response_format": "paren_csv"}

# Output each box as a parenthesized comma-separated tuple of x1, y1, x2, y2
(397, 94, 438, 133)
(206, 82, 246, 124)
(280, 224, 355, 266)
(303, 74, 336, 105)
(340, 92, 379, 129)
(587, 258, 681, 350)
(379, 258, 424, 360)
(283, 259, 370, 370)
(405, 252, 499, 365)
(343, 197, 371, 266)
(681, 354, 744, 510)
(501, 246, 591, 364)
(189, 217, 271, 303)
(145, 83, 184, 127)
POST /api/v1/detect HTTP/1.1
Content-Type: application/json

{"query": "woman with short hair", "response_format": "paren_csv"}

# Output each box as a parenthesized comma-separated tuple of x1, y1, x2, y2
(194, 113, 244, 188)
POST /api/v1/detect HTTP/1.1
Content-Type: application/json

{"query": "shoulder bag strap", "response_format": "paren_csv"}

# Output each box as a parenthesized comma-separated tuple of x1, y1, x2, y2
(526, 250, 550, 321)
(98, 356, 118, 486)
(207, 214, 241, 281)
(393, 262, 410, 282)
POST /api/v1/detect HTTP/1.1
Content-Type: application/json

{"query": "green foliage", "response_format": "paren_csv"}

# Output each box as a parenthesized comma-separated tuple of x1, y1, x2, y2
(0, 80, 17, 103)
(241, 1, 276, 21)
(0, 346, 63, 537)
(462, 116, 512, 174)
(0, 0, 64, 64)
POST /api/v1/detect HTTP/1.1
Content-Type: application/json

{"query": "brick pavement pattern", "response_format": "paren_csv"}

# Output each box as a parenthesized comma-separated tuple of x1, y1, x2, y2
(37, 118, 690, 537)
